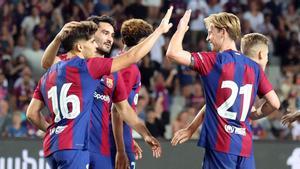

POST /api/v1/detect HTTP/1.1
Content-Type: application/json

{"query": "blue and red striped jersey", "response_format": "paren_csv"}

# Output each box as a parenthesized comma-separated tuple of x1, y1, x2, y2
(89, 72, 127, 156)
(191, 50, 273, 157)
(110, 64, 141, 153)
(121, 64, 141, 110)
(33, 56, 112, 157)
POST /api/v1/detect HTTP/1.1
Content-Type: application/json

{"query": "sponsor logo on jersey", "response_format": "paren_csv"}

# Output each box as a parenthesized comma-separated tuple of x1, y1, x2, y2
(93, 92, 110, 103)
(224, 125, 246, 136)
(106, 78, 113, 88)
(49, 125, 68, 135)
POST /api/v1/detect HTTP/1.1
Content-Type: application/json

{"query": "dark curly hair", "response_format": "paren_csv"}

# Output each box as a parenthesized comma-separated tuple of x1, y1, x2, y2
(121, 19, 153, 47)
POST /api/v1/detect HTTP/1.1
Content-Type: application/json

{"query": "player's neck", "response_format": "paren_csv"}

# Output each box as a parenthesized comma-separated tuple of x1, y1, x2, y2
(123, 45, 130, 52)
(219, 39, 237, 52)
(251, 57, 259, 64)
(67, 50, 84, 59)
(96, 52, 105, 58)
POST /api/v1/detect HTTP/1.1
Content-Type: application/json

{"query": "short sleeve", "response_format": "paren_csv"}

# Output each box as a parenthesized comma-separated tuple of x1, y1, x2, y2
(190, 51, 217, 76)
(121, 65, 139, 94)
(86, 57, 113, 79)
(257, 68, 273, 98)
(112, 73, 127, 103)
(32, 80, 43, 101)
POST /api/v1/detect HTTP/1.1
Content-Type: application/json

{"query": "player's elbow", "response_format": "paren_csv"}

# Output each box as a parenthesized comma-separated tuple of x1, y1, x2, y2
(26, 109, 35, 123)
(272, 99, 281, 110)
(271, 95, 281, 110)
(41, 59, 51, 69)
(267, 97, 280, 111)
(114, 101, 127, 119)
(166, 49, 178, 62)
(26, 100, 41, 123)
(264, 90, 281, 110)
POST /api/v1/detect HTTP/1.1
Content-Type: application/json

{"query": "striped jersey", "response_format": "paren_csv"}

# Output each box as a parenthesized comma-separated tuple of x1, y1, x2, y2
(33, 56, 112, 157)
(89, 72, 127, 156)
(191, 50, 273, 157)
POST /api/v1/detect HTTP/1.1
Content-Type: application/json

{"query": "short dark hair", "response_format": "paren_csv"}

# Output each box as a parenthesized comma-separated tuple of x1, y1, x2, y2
(121, 19, 153, 47)
(62, 21, 98, 51)
(87, 15, 116, 30)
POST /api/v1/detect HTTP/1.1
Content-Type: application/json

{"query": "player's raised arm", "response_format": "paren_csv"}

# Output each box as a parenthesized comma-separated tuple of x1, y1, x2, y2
(166, 9, 193, 67)
(171, 105, 206, 146)
(114, 100, 162, 158)
(41, 21, 81, 69)
(110, 7, 173, 73)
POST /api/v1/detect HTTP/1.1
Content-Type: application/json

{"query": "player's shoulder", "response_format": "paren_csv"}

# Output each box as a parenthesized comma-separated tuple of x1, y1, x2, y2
(220, 50, 259, 66)
(239, 53, 261, 69)
(50, 56, 88, 75)
(193, 51, 217, 58)
(219, 50, 242, 59)
(64, 56, 88, 68)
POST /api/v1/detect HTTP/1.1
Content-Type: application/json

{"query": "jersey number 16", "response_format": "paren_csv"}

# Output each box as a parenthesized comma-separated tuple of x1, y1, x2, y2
(48, 83, 80, 123)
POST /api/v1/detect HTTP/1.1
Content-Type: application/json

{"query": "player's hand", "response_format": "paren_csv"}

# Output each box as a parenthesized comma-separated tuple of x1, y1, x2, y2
(171, 69, 178, 75)
(56, 21, 81, 41)
(133, 140, 143, 160)
(115, 151, 130, 169)
(177, 9, 191, 33)
(282, 110, 300, 126)
(157, 6, 173, 34)
(144, 136, 162, 158)
(171, 128, 193, 146)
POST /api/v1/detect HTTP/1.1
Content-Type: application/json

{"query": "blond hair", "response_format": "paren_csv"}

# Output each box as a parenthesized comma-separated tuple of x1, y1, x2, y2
(241, 33, 269, 58)
(204, 12, 241, 41)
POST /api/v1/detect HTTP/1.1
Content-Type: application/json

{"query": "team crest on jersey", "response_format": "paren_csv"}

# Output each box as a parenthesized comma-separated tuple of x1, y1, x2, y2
(106, 78, 113, 88)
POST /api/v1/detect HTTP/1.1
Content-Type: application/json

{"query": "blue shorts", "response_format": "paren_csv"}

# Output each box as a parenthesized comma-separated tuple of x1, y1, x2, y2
(46, 149, 89, 169)
(89, 151, 112, 169)
(111, 151, 136, 169)
(202, 149, 255, 169)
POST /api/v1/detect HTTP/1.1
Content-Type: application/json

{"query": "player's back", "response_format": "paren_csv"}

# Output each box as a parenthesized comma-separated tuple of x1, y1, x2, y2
(38, 56, 111, 156)
(191, 50, 272, 157)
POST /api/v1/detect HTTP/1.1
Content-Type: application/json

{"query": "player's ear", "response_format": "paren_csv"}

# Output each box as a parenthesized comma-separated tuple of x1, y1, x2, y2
(258, 50, 263, 61)
(75, 43, 82, 52)
(221, 28, 226, 36)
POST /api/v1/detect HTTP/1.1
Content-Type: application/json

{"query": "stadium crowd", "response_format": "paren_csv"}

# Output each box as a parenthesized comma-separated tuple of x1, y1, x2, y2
(0, 0, 300, 141)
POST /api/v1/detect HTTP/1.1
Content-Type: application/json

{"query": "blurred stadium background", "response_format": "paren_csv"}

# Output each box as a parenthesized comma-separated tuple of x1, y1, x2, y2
(0, 0, 300, 169)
